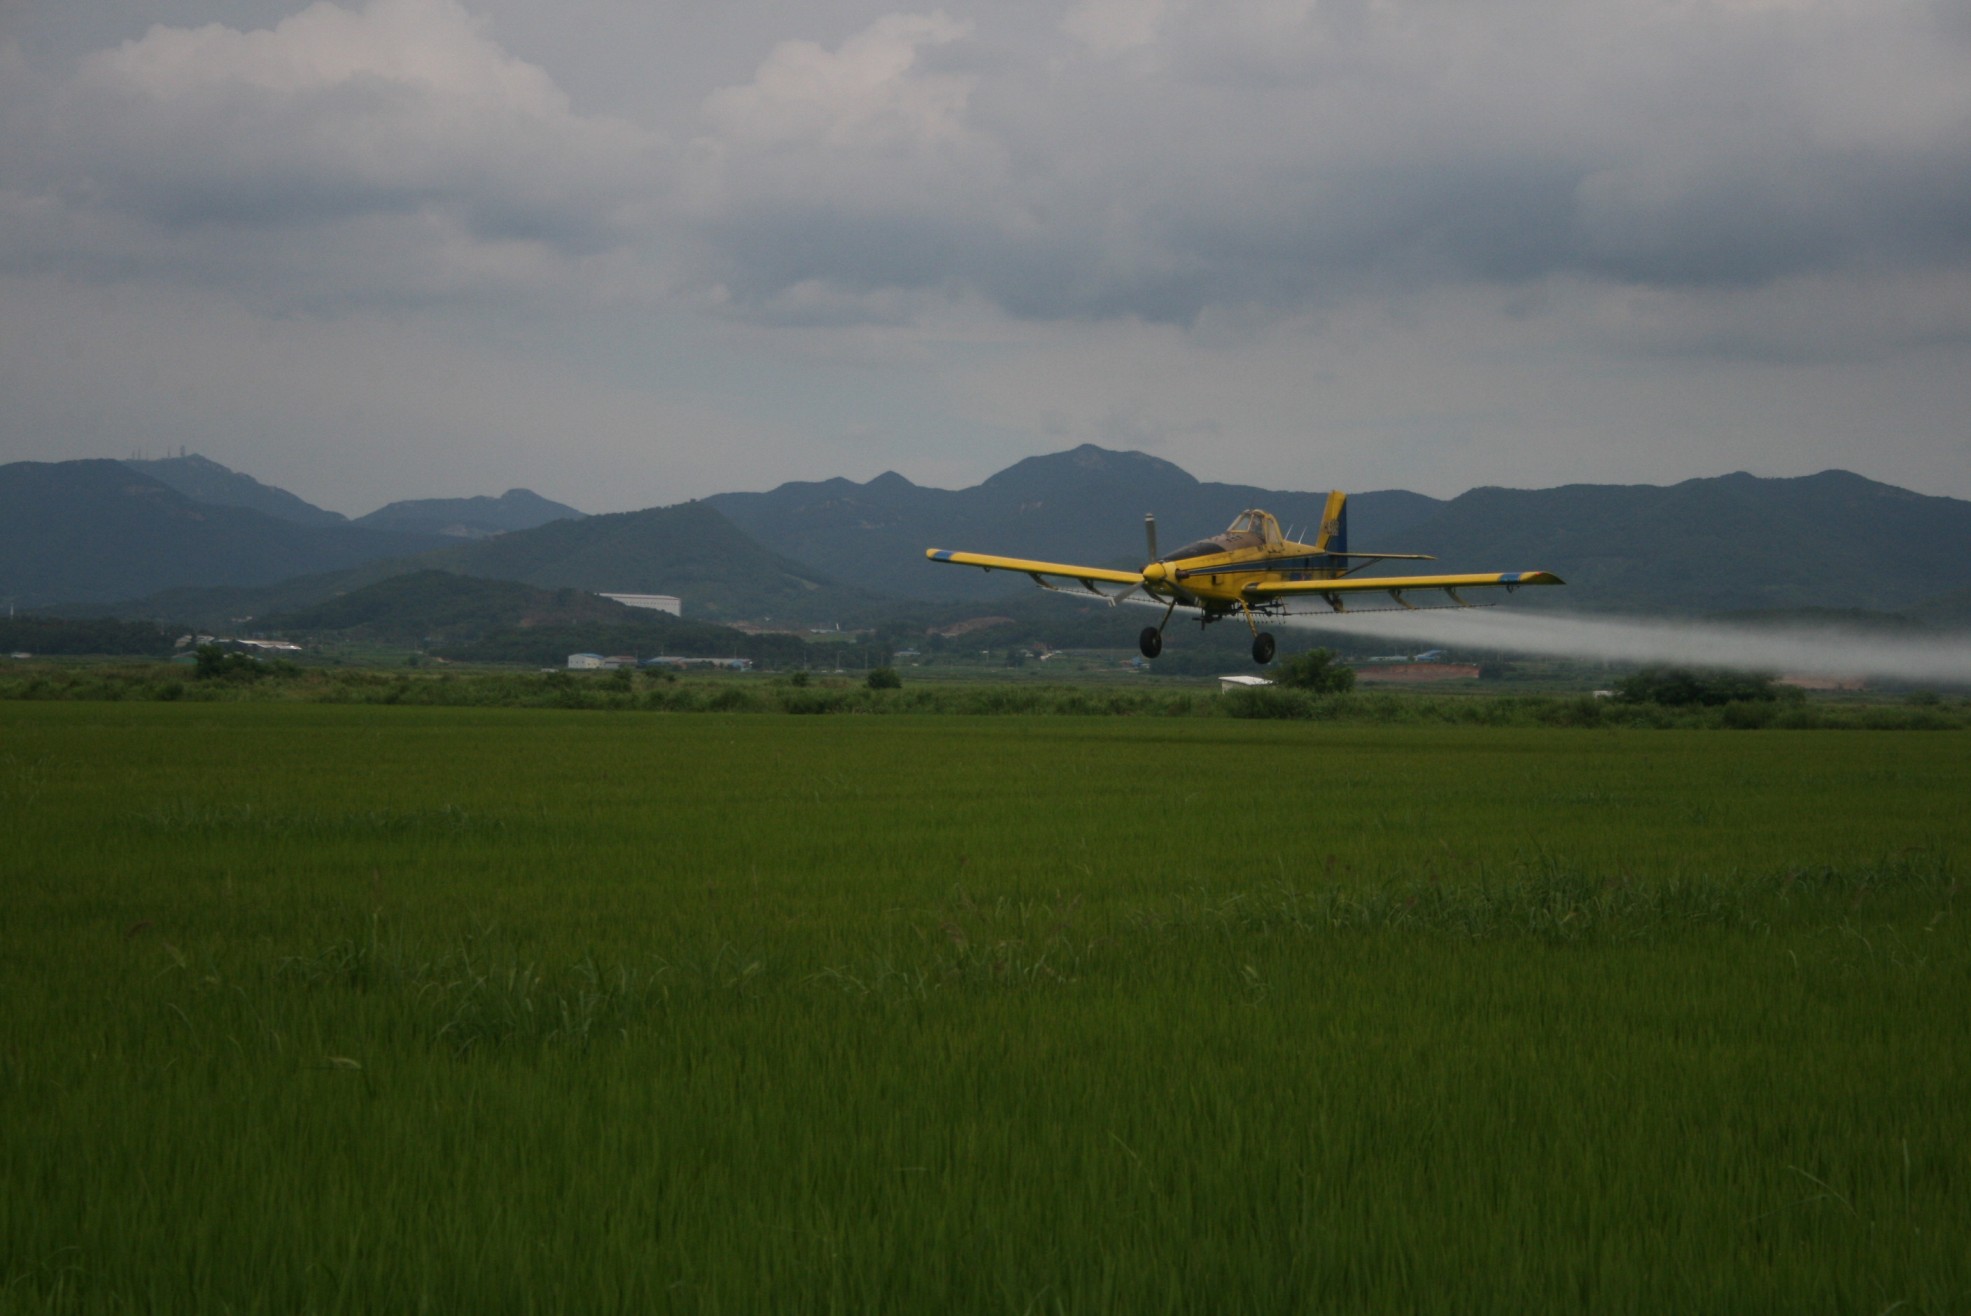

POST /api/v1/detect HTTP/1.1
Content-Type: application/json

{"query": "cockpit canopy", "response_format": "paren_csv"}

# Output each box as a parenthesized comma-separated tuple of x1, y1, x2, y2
(1226, 509, 1285, 548)
(1161, 509, 1285, 561)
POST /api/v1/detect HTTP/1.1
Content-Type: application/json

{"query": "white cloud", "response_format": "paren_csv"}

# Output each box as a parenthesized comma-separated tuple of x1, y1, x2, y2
(699, 13, 976, 151)
(671, 0, 1971, 355)
(6, 0, 656, 308)
(78, 0, 563, 106)
(679, 12, 1019, 320)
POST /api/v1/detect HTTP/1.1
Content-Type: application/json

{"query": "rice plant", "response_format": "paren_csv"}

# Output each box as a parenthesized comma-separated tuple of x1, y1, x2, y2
(2, 703, 1966, 1312)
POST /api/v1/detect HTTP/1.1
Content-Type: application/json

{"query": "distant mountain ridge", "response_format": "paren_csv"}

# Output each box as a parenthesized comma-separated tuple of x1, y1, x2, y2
(5, 455, 584, 611)
(124, 454, 347, 526)
(706, 444, 1444, 603)
(90, 500, 880, 629)
(412, 501, 875, 622)
(249, 570, 868, 670)
(0, 460, 447, 608)
(1388, 469, 1971, 613)
(17, 447, 1971, 625)
(261, 570, 641, 641)
(354, 489, 582, 539)
(710, 448, 1971, 615)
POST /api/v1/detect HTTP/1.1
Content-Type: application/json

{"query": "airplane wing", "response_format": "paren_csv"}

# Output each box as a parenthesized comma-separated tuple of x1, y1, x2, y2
(1245, 571, 1563, 610)
(926, 549, 1146, 596)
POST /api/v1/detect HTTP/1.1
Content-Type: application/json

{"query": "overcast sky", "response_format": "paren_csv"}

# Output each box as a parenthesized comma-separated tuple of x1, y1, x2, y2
(2, 0, 1967, 515)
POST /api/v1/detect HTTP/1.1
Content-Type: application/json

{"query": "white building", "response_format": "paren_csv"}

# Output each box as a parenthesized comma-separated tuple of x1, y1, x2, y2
(600, 593, 682, 617)
(567, 652, 606, 670)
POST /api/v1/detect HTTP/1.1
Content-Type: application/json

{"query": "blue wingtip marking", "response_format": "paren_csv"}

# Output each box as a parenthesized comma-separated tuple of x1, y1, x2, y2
(1502, 572, 1522, 583)
(931, 550, 953, 561)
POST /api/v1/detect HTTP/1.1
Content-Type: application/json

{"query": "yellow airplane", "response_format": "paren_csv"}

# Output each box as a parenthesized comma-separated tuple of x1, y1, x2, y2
(926, 493, 1563, 664)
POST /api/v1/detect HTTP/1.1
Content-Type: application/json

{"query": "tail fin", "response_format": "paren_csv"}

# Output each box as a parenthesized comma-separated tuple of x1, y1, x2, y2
(1312, 491, 1348, 557)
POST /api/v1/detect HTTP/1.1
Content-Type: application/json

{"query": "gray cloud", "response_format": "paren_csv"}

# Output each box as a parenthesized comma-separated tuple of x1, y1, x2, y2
(2, 0, 1967, 510)
(679, 0, 1971, 344)
(2, 0, 658, 309)
(12, 0, 1970, 341)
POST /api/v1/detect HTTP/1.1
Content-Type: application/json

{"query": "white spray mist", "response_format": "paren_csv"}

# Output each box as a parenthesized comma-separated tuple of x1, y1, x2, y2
(1277, 609, 1971, 686)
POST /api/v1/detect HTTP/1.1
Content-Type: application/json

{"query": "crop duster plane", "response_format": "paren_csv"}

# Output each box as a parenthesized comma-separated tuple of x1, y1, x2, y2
(926, 494, 1563, 665)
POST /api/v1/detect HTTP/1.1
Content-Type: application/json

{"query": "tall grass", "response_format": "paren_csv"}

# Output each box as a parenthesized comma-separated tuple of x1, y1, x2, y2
(4, 659, 1968, 728)
(3, 704, 1967, 1312)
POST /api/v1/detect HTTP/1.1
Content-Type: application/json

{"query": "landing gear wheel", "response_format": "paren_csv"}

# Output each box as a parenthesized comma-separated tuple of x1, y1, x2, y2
(1252, 632, 1276, 665)
(1138, 626, 1164, 659)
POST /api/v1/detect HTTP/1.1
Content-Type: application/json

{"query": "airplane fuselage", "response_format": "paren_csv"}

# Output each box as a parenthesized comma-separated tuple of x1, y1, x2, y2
(1140, 534, 1345, 616)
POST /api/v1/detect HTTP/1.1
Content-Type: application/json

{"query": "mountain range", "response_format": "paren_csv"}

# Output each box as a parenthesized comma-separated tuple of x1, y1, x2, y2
(709, 447, 1971, 616)
(40, 499, 878, 631)
(126, 453, 350, 527)
(245, 569, 873, 668)
(8, 448, 1971, 628)
(706, 446, 1443, 602)
(1, 460, 445, 608)
(352, 489, 581, 539)
(1381, 470, 1971, 614)
(127, 455, 581, 538)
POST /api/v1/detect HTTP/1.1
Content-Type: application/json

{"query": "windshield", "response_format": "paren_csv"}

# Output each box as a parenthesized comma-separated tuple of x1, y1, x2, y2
(1164, 538, 1225, 561)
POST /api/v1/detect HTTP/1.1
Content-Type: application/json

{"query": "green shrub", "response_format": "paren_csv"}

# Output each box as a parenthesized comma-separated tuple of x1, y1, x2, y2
(706, 686, 760, 713)
(1222, 688, 1314, 719)
(1719, 699, 1777, 730)
(193, 644, 298, 682)
(1275, 647, 1357, 693)
(867, 667, 902, 690)
(1614, 665, 1783, 707)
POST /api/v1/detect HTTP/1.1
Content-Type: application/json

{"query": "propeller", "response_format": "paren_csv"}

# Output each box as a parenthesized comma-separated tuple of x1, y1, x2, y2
(1093, 514, 1159, 606)
(1105, 582, 1144, 604)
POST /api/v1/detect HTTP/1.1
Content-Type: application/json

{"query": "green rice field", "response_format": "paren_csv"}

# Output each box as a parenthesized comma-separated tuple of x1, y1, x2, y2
(3, 702, 1967, 1312)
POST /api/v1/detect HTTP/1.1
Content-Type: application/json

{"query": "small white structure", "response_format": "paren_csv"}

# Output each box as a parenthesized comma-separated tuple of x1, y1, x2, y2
(1218, 674, 1275, 693)
(567, 652, 606, 670)
(600, 593, 682, 617)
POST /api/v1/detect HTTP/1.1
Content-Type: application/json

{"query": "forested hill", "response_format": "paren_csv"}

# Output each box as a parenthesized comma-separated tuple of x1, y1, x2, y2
(90, 500, 885, 628)
(713, 450, 1971, 615)
(353, 489, 582, 538)
(1389, 470, 1971, 613)
(706, 444, 1443, 602)
(415, 500, 883, 623)
(21, 448, 1971, 622)
(12, 458, 868, 624)
(0, 460, 445, 608)
(123, 453, 347, 526)
(253, 570, 880, 669)
(259, 571, 632, 640)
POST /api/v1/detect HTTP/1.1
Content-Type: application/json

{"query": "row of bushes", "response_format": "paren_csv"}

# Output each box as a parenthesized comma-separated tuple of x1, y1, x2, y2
(2, 660, 1965, 728)
(1215, 686, 1964, 729)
